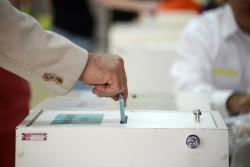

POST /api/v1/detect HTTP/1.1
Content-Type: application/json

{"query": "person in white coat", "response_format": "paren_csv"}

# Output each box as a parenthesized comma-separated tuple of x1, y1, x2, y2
(171, 0, 250, 117)
(0, 0, 128, 100)
(0, 1, 127, 167)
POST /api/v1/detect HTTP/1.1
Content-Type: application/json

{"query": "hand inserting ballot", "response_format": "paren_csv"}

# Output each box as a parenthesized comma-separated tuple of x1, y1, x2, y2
(79, 53, 128, 103)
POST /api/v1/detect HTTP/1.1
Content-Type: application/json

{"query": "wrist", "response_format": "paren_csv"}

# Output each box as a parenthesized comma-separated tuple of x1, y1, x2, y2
(79, 53, 92, 82)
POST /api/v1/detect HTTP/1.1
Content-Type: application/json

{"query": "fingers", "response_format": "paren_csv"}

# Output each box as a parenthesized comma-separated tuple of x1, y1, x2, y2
(92, 82, 127, 98)
(92, 84, 118, 97)
(112, 95, 120, 101)
(92, 79, 127, 103)
(80, 53, 128, 102)
(121, 87, 128, 105)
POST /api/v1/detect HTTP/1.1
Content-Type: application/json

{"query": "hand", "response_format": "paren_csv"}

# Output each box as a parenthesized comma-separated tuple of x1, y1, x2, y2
(79, 53, 128, 103)
(227, 93, 250, 115)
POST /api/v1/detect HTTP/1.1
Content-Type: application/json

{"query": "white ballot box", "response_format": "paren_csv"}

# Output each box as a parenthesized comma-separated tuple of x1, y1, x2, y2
(16, 110, 228, 167)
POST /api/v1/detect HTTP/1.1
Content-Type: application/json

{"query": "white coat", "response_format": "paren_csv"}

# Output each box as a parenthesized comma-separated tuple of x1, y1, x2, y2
(171, 4, 250, 116)
(0, 0, 88, 95)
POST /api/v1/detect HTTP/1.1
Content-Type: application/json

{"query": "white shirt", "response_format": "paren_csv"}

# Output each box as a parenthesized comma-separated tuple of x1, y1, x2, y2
(171, 4, 250, 117)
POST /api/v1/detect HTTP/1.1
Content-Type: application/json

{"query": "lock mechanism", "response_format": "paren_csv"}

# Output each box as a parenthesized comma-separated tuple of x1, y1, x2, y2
(186, 134, 200, 149)
(193, 109, 202, 122)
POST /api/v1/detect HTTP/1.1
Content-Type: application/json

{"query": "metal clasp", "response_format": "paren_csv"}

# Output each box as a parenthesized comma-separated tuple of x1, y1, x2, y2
(193, 109, 202, 122)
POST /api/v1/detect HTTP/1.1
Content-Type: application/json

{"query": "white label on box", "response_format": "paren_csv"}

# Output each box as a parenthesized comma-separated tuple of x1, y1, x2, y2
(22, 133, 47, 141)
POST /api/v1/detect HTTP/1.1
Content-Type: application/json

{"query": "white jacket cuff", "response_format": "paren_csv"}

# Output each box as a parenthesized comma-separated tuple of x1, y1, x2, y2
(0, 0, 89, 95)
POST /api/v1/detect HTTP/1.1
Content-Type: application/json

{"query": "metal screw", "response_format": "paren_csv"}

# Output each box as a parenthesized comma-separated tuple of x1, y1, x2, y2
(132, 94, 137, 99)
(186, 135, 200, 149)
(193, 109, 202, 122)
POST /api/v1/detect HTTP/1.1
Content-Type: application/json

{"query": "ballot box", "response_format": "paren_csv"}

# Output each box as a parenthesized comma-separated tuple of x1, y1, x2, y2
(16, 110, 228, 167)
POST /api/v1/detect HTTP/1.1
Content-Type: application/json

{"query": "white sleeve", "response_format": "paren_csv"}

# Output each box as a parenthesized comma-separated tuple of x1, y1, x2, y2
(171, 17, 232, 116)
(0, 0, 88, 95)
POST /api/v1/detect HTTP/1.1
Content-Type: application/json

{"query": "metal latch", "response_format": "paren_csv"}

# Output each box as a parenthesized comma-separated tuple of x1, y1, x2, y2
(193, 109, 202, 122)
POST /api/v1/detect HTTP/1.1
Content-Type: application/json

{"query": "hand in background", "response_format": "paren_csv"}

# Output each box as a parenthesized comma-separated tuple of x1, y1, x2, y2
(80, 53, 128, 102)
(227, 93, 250, 115)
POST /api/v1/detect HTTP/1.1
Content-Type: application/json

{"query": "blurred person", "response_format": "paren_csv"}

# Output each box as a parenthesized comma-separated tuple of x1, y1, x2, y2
(49, 0, 157, 88)
(171, 0, 250, 117)
(97, 0, 158, 22)
(50, 0, 96, 52)
(50, 0, 158, 51)
(96, 0, 157, 14)
(0, 1, 128, 167)
(203, 0, 227, 11)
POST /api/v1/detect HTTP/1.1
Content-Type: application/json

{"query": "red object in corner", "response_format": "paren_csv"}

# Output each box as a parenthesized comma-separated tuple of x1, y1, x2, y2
(159, 0, 201, 12)
(0, 68, 31, 167)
